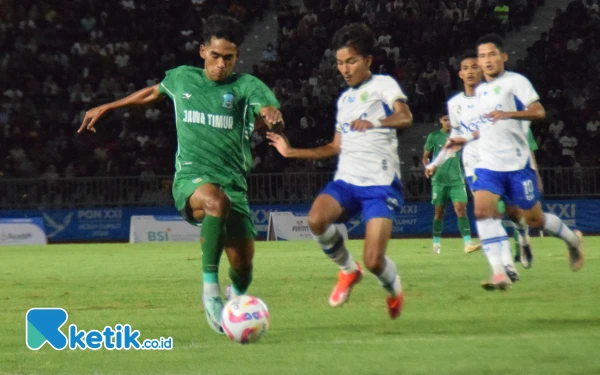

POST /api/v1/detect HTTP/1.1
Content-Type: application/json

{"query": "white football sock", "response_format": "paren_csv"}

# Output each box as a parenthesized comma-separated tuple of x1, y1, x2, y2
(543, 213, 580, 248)
(376, 257, 402, 297)
(477, 218, 510, 275)
(313, 224, 357, 273)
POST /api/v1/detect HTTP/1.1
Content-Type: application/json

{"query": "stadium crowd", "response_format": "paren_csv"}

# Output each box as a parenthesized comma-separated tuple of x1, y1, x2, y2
(1, 0, 598, 200)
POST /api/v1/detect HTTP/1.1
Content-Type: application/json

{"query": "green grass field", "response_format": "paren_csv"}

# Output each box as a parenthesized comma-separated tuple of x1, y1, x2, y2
(1, 237, 599, 375)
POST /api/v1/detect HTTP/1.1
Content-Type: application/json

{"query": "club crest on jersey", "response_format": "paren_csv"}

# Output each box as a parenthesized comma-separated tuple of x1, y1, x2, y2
(223, 93, 234, 109)
(360, 91, 369, 102)
(494, 86, 501, 95)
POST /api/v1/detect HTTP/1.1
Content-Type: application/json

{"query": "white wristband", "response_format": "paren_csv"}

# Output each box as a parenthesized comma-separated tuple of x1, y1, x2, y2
(372, 119, 382, 128)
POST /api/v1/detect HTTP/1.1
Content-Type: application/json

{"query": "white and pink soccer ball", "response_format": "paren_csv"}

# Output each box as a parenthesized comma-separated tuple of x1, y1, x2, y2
(221, 295, 270, 344)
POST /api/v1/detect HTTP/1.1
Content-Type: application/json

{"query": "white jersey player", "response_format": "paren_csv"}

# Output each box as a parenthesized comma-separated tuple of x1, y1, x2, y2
(425, 51, 533, 271)
(334, 74, 404, 186)
(266, 23, 413, 319)
(472, 34, 583, 291)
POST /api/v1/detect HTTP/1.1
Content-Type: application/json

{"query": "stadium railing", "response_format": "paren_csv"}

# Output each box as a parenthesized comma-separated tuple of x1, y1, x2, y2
(0, 167, 598, 209)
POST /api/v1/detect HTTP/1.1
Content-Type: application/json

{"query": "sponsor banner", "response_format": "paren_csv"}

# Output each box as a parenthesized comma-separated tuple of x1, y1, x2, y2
(0, 218, 46, 245)
(266, 212, 348, 241)
(0, 200, 597, 242)
(129, 216, 200, 243)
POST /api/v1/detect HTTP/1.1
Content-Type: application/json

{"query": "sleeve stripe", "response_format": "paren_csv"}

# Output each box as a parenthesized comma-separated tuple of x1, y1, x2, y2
(389, 94, 408, 104)
(160, 83, 175, 99)
(524, 97, 540, 108)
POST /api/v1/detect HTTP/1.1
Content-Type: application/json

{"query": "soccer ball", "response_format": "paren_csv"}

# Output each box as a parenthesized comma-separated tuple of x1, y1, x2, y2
(221, 295, 270, 344)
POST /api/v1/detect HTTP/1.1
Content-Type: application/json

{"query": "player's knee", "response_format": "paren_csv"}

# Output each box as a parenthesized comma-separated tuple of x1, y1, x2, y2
(308, 211, 328, 235)
(474, 206, 492, 220)
(363, 250, 384, 274)
(455, 205, 466, 217)
(525, 214, 544, 229)
(203, 192, 231, 218)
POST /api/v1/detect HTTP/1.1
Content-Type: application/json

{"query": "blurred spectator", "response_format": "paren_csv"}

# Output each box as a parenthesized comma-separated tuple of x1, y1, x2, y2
(548, 115, 565, 139)
(559, 129, 578, 166)
(262, 43, 278, 62)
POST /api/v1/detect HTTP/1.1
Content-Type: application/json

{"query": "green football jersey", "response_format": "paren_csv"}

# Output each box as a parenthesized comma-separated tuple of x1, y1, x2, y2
(527, 128, 538, 152)
(424, 129, 464, 186)
(158, 65, 279, 190)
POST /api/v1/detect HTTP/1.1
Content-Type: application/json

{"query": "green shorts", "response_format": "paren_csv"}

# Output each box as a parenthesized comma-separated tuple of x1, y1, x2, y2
(431, 184, 468, 206)
(172, 174, 256, 239)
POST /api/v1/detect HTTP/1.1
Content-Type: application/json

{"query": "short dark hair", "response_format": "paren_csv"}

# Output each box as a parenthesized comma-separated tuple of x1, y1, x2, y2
(202, 15, 245, 47)
(331, 23, 376, 57)
(458, 50, 478, 66)
(476, 34, 505, 53)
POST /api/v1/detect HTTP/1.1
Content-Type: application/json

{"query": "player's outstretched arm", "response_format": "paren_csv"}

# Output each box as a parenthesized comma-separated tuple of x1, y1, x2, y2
(487, 101, 545, 123)
(259, 106, 285, 133)
(350, 101, 413, 131)
(77, 84, 164, 133)
(266, 132, 341, 159)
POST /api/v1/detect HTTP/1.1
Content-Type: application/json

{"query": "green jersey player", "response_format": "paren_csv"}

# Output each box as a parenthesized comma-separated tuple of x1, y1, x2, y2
(423, 116, 481, 254)
(78, 15, 283, 334)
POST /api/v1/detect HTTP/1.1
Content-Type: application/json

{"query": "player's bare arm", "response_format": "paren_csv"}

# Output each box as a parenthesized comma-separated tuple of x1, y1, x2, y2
(78, 84, 164, 133)
(447, 130, 479, 147)
(487, 101, 545, 123)
(350, 101, 412, 131)
(266, 132, 341, 159)
(422, 149, 431, 168)
(260, 106, 285, 132)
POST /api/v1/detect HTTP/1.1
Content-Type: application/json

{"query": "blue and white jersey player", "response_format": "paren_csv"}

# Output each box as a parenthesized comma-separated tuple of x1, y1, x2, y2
(472, 34, 583, 291)
(266, 23, 413, 319)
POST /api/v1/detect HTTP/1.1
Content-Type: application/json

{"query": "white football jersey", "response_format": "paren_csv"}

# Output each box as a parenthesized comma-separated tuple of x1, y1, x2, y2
(447, 92, 481, 177)
(334, 75, 407, 186)
(475, 71, 539, 172)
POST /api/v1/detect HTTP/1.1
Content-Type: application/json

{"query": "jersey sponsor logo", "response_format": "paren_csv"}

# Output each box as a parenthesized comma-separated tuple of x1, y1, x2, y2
(183, 110, 234, 130)
(360, 91, 369, 103)
(459, 120, 480, 133)
(223, 93, 234, 109)
(182, 93, 192, 100)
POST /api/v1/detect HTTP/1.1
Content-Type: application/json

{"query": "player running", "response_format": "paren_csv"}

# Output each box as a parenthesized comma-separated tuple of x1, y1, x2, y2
(266, 23, 412, 319)
(422, 115, 481, 254)
(78, 15, 283, 333)
(472, 34, 583, 290)
(425, 51, 537, 272)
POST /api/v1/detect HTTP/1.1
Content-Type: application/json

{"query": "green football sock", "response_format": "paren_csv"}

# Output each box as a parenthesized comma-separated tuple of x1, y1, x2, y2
(229, 267, 253, 296)
(201, 215, 226, 274)
(433, 219, 443, 243)
(458, 216, 472, 242)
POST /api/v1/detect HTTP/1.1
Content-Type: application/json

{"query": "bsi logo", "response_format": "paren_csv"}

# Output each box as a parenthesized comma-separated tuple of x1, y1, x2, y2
(26, 308, 173, 351)
(147, 228, 171, 241)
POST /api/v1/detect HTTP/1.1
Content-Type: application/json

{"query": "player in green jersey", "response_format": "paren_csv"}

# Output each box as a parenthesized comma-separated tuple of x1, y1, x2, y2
(78, 15, 284, 334)
(423, 115, 481, 254)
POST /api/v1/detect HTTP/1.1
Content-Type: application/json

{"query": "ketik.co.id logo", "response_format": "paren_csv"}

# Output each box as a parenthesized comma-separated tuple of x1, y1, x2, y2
(26, 308, 173, 350)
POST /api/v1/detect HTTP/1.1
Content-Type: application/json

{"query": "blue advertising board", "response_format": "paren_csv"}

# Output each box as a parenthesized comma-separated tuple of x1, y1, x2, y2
(0, 199, 597, 242)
